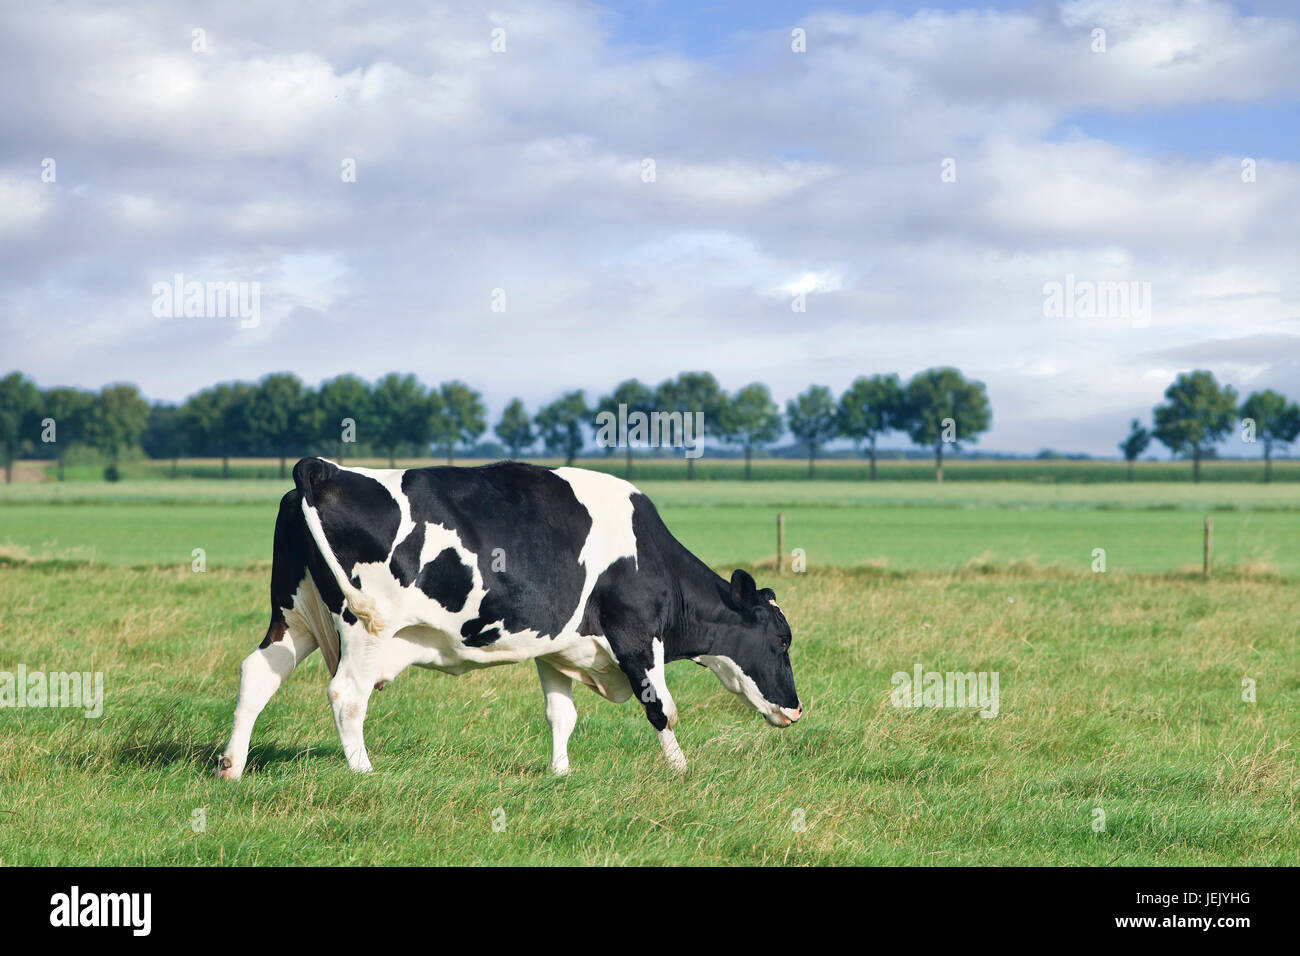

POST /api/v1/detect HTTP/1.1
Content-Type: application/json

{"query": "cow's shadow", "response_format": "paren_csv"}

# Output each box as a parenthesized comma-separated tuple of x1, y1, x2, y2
(113, 738, 337, 774)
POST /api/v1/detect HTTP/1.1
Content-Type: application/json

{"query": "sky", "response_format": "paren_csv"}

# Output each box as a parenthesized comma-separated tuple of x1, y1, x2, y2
(2, 0, 1298, 456)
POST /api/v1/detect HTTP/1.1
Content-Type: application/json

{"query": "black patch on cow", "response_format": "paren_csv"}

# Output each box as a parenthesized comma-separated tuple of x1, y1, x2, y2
(293, 456, 339, 507)
(400, 463, 592, 640)
(269, 490, 308, 613)
(258, 618, 287, 649)
(314, 469, 401, 578)
(342, 607, 357, 626)
(416, 547, 474, 612)
(576, 555, 638, 637)
(262, 489, 310, 647)
(575, 493, 677, 640)
(389, 524, 425, 587)
(462, 625, 501, 647)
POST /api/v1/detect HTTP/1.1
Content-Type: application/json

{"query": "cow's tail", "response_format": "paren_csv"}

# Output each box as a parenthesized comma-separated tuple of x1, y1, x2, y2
(292, 457, 388, 637)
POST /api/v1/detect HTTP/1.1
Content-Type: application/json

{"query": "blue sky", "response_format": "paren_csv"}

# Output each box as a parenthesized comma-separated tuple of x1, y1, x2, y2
(2, 0, 1299, 456)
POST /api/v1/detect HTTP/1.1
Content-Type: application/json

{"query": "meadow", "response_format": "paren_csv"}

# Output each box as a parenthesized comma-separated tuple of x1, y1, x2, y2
(0, 465, 1297, 865)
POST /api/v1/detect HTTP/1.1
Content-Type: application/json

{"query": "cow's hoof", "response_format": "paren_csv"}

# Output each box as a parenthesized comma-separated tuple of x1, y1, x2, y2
(664, 754, 687, 774)
(549, 761, 570, 777)
(215, 756, 242, 781)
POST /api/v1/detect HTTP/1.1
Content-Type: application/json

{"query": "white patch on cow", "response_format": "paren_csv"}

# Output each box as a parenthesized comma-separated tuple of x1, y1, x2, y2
(553, 467, 639, 637)
(658, 728, 688, 773)
(283, 572, 340, 674)
(537, 658, 576, 775)
(695, 653, 792, 726)
(541, 638, 632, 703)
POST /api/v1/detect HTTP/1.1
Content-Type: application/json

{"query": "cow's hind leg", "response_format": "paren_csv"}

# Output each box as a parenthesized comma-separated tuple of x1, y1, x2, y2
(218, 622, 317, 780)
(328, 621, 380, 773)
(537, 658, 576, 776)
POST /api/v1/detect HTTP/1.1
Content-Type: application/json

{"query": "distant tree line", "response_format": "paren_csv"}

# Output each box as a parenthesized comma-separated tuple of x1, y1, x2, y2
(0, 367, 995, 483)
(6, 367, 1295, 485)
(1119, 370, 1300, 482)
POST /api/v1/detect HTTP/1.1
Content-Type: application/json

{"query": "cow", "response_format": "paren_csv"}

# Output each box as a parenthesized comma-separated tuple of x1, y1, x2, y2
(217, 457, 801, 779)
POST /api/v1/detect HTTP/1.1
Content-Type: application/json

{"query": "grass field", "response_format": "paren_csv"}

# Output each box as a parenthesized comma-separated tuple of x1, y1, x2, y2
(1, 471, 1297, 865)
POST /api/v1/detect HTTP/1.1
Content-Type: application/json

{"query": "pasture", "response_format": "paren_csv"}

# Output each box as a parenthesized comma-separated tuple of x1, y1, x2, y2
(0, 472, 1297, 865)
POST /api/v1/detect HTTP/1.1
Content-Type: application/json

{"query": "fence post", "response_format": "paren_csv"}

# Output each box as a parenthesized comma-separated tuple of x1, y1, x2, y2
(777, 513, 785, 575)
(1203, 515, 1212, 579)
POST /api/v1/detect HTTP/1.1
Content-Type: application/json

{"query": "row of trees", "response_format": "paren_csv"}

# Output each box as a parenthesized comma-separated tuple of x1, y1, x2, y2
(1118, 370, 1300, 482)
(10, 366, 1290, 484)
(524, 367, 990, 480)
(0, 374, 152, 483)
(1, 368, 992, 482)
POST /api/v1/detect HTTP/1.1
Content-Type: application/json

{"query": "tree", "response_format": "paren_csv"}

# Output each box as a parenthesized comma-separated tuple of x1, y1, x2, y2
(786, 385, 837, 478)
(179, 385, 228, 477)
(370, 373, 430, 467)
(837, 373, 903, 481)
(429, 381, 486, 465)
(535, 390, 590, 466)
(1118, 419, 1151, 481)
(0, 372, 40, 483)
(1152, 370, 1237, 483)
(655, 372, 726, 479)
(1239, 389, 1300, 483)
(597, 379, 657, 478)
(316, 374, 372, 463)
(900, 367, 992, 483)
(85, 383, 149, 480)
(249, 372, 310, 479)
(495, 399, 534, 459)
(219, 382, 258, 477)
(141, 402, 186, 478)
(40, 386, 94, 481)
(718, 383, 782, 480)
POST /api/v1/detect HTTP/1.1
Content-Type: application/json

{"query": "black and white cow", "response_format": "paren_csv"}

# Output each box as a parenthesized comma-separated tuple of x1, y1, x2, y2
(217, 457, 801, 778)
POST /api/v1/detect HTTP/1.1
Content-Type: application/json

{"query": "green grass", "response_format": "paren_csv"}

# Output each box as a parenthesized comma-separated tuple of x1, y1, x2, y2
(0, 563, 1294, 865)
(1, 475, 1297, 865)
(3, 479, 1299, 574)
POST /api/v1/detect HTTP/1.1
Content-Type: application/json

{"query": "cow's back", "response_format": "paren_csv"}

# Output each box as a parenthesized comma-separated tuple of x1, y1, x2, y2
(297, 459, 648, 653)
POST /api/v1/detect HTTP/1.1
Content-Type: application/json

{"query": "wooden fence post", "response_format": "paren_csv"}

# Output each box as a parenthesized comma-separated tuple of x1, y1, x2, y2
(1203, 515, 1212, 579)
(777, 513, 785, 575)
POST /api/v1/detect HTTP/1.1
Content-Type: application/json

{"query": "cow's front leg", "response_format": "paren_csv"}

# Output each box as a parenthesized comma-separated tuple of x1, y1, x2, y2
(328, 624, 379, 773)
(616, 637, 686, 774)
(218, 624, 317, 780)
(536, 658, 576, 775)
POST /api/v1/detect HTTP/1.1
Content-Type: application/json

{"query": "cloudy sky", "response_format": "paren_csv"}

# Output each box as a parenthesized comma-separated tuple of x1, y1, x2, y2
(2, 0, 1298, 455)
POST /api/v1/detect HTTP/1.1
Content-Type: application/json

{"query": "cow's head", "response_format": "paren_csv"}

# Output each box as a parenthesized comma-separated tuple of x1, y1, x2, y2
(698, 569, 802, 727)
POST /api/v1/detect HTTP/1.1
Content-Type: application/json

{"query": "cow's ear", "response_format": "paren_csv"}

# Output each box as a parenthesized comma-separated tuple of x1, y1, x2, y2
(758, 587, 776, 604)
(730, 569, 758, 607)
